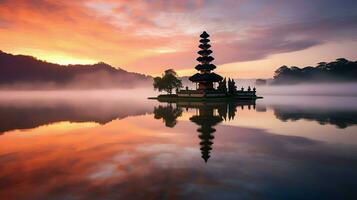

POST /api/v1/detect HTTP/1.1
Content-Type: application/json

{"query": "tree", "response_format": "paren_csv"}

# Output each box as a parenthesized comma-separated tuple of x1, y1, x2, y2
(153, 69, 182, 94)
(272, 58, 357, 84)
(217, 78, 227, 92)
(336, 58, 348, 64)
(273, 65, 290, 79)
(317, 62, 327, 68)
(228, 78, 237, 94)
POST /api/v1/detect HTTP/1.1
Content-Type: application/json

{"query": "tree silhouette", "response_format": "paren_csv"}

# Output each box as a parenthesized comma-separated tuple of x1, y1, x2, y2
(153, 69, 182, 94)
(273, 58, 357, 84)
(228, 78, 237, 94)
(217, 78, 227, 92)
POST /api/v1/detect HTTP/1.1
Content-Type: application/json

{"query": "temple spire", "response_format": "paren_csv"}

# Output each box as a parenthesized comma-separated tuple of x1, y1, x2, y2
(189, 31, 223, 90)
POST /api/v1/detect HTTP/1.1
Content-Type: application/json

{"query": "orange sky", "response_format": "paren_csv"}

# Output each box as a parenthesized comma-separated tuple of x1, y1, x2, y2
(1, 0, 357, 78)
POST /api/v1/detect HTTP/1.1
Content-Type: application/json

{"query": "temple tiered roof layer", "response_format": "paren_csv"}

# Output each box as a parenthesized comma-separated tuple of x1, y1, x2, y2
(197, 49, 212, 55)
(200, 31, 210, 38)
(189, 73, 223, 82)
(189, 73, 222, 82)
(196, 56, 214, 63)
(195, 64, 216, 71)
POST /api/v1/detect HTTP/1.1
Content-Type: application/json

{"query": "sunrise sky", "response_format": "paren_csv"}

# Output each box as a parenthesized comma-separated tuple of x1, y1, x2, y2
(1, 0, 357, 78)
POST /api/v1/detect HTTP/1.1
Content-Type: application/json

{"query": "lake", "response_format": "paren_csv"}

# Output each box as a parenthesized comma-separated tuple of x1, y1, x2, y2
(0, 91, 357, 200)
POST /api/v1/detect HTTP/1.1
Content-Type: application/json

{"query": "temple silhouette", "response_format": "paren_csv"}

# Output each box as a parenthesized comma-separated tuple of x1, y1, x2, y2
(189, 31, 223, 91)
(156, 31, 261, 100)
(153, 100, 256, 162)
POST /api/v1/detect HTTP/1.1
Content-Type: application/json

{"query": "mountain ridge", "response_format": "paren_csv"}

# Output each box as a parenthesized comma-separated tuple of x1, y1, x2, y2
(0, 50, 152, 89)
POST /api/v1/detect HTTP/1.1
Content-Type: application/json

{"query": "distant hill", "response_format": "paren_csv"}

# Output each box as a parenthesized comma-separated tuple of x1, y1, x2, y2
(0, 50, 152, 89)
(272, 58, 357, 85)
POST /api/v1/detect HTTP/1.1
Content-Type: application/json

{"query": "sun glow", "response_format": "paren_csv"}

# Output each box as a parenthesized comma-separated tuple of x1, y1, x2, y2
(8, 48, 98, 65)
(40, 54, 98, 65)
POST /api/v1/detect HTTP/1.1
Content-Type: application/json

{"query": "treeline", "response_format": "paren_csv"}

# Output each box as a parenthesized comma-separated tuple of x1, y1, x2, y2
(272, 58, 357, 84)
(0, 50, 151, 89)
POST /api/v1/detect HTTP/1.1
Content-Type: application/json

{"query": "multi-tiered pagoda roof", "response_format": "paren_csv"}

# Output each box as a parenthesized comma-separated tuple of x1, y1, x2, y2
(189, 31, 223, 86)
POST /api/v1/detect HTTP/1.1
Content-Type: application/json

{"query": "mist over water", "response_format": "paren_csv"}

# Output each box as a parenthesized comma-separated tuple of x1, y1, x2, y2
(1, 81, 357, 98)
(258, 82, 357, 96)
(182, 77, 357, 96)
(0, 88, 157, 100)
(1, 88, 357, 199)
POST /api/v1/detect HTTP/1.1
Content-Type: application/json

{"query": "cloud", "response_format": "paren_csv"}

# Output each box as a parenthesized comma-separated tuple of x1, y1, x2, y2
(0, 0, 357, 75)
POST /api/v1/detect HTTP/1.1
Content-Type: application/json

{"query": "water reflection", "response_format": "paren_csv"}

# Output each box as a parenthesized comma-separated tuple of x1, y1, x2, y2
(0, 98, 154, 134)
(273, 105, 357, 129)
(2, 96, 357, 135)
(152, 98, 357, 163)
(262, 96, 357, 129)
(1, 95, 357, 199)
(154, 100, 256, 162)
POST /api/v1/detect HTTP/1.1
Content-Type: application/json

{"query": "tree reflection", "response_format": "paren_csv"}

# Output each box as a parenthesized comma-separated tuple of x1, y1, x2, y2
(153, 104, 183, 128)
(273, 105, 357, 129)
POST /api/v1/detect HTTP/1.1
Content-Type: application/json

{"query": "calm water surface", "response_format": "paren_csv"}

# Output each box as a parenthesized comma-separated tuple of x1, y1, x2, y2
(0, 93, 357, 200)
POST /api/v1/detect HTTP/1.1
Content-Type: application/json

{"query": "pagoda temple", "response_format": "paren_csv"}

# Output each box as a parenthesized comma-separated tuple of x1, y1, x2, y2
(165, 31, 260, 99)
(189, 31, 223, 90)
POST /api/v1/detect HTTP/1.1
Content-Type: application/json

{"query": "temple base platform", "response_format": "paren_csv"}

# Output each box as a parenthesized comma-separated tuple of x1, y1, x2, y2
(149, 90, 263, 102)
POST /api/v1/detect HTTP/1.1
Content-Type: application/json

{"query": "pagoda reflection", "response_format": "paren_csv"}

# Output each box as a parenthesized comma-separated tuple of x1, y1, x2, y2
(189, 105, 222, 162)
(153, 100, 256, 162)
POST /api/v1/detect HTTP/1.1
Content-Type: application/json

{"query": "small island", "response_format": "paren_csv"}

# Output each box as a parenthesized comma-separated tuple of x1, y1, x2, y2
(150, 31, 262, 102)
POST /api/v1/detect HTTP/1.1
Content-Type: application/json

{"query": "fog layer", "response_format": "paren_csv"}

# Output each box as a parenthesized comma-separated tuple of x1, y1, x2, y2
(257, 82, 357, 96)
